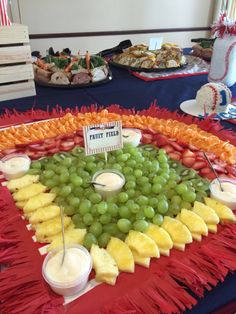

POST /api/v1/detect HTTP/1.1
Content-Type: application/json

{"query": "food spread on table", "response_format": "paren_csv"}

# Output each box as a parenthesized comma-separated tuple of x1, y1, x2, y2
(33, 47, 110, 86)
(111, 43, 186, 70)
(191, 38, 215, 61)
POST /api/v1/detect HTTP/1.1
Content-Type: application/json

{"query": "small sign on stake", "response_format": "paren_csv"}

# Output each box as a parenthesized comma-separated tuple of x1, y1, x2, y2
(83, 121, 123, 156)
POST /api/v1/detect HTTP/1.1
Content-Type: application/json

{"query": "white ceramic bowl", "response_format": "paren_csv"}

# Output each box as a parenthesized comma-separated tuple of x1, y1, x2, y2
(0, 153, 31, 180)
(210, 177, 236, 209)
(42, 244, 92, 296)
(122, 128, 142, 147)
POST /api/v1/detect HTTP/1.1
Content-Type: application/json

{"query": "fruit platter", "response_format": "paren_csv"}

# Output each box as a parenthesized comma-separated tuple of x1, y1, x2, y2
(33, 47, 112, 88)
(110, 43, 187, 72)
(1, 107, 236, 313)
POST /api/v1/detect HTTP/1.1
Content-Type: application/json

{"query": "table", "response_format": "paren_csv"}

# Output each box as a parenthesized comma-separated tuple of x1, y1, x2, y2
(0, 59, 236, 314)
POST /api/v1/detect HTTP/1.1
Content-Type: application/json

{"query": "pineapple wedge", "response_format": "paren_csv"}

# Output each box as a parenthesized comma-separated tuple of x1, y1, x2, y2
(23, 193, 56, 213)
(193, 201, 220, 224)
(173, 243, 185, 251)
(29, 204, 60, 224)
(191, 233, 202, 242)
(179, 209, 208, 236)
(125, 230, 159, 258)
(15, 200, 27, 209)
(204, 197, 236, 222)
(90, 244, 119, 285)
(161, 216, 192, 244)
(107, 237, 134, 273)
(35, 216, 71, 242)
(145, 224, 173, 256)
(131, 249, 150, 268)
(7, 174, 39, 192)
(13, 183, 47, 201)
(47, 228, 87, 251)
(207, 224, 217, 233)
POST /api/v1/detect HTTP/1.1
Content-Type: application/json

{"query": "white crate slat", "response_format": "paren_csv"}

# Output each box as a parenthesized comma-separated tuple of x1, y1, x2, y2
(0, 46, 32, 65)
(0, 64, 34, 84)
(0, 24, 29, 45)
(0, 81, 36, 102)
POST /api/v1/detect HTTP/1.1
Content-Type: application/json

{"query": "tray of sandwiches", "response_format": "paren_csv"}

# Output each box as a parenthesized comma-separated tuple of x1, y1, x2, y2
(33, 47, 112, 88)
(110, 43, 187, 72)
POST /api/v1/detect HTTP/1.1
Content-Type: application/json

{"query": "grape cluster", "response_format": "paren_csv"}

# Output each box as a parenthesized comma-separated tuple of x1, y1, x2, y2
(30, 144, 210, 249)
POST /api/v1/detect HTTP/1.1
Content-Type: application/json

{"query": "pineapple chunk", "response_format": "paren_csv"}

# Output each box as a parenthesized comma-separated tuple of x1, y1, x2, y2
(191, 233, 202, 242)
(207, 224, 217, 233)
(29, 204, 60, 224)
(173, 243, 185, 251)
(7, 174, 39, 192)
(13, 183, 47, 202)
(47, 228, 86, 251)
(23, 193, 56, 213)
(107, 237, 134, 273)
(35, 216, 71, 242)
(90, 244, 119, 285)
(179, 209, 208, 236)
(15, 200, 27, 209)
(193, 201, 220, 224)
(162, 216, 192, 244)
(145, 224, 173, 256)
(125, 230, 159, 258)
(204, 197, 236, 222)
(131, 249, 150, 268)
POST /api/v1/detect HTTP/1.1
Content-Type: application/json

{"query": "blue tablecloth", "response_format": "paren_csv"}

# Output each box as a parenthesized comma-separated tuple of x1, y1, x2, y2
(0, 61, 235, 314)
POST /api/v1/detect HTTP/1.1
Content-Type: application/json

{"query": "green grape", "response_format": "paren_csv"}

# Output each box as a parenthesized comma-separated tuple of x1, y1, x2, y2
(171, 195, 182, 205)
(136, 210, 145, 220)
(27, 169, 41, 175)
(126, 189, 136, 198)
(60, 185, 72, 197)
(180, 201, 192, 210)
(117, 192, 129, 203)
(157, 199, 169, 214)
(107, 203, 119, 217)
(73, 187, 84, 196)
(31, 161, 42, 169)
(89, 192, 102, 204)
(133, 220, 149, 232)
(44, 179, 57, 188)
(50, 186, 60, 195)
(86, 155, 96, 163)
(148, 197, 159, 208)
(103, 223, 120, 236)
(166, 189, 176, 199)
(68, 196, 80, 208)
(83, 213, 94, 226)
(134, 169, 143, 178)
(69, 166, 77, 174)
(83, 233, 97, 250)
(59, 172, 70, 183)
(98, 233, 111, 248)
(117, 218, 132, 233)
(89, 222, 103, 237)
(153, 214, 164, 226)
(106, 195, 118, 203)
(62, 157, 72, 167)
(160, 172, 169, 180)
(115, 233, 126, 241)
(125, 175, 136, 182)
(182, 191, 196, 202)
(195, 191, 207, 202)
(76, 221, 86, 229)
(137, 176, 149, 186)
(119, 206, 131, 219)
(72, 213, 82, 225)
(79, 199, 92, 215)
(126, 159, 136, 167)
(123, 167, 133, 175)
(100, 213, 112, 224)
(90, 205, 97, 216)
(152, 183, 162, 194)
(85, 162, 97, 172)
(169, 203, 180, 215)
(113, 163, 122, 171)
(142, 183, 152, 195)
(117, 153, 130, 162)
(143, 206, 155, 218)
(64, 206, 76, 216)
(125, 181, 136, 190)
(70, 174, 83, 186)
(136, 195, 149, 206)
(158, 154, 168, 163)
(153, 176, 166, 185)
(97, 201, 108, 214)
(175, 183, 188, 195)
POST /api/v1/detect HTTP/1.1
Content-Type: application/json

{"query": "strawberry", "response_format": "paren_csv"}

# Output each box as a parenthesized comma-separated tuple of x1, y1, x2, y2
(30, 151, 46, 160)
(226, 165, 236, 177)
(15, 143, 28, 149)
(153, 133, 169, 146)
(182, 149, 196, 159)
(182, 157, 195, 168)
(74, 135, 84, 145)
(191, 161, 207, 170)
(62, 133, 75, 140)
(204, 152, 216, 161)
(60, 140, 75, 151)
(28, 143, 45, 152)
(44, 138, 59, 150)
(203, 172, 216, 180)
(177, 141, 189, 148)
(162, 144, 174, 153)
(76, 129, 84, 137)
(188, 144, 198, 151)
(47, 147, 60, 155)
(199, 167, 212, 175)
(2, 148, 19, 155)
(214, 159, 227, 168)
(141, 133, 153, 144)
(168, 152, 181, 161)
(169, 141, 184, 152)
(212, 164, 227, 173)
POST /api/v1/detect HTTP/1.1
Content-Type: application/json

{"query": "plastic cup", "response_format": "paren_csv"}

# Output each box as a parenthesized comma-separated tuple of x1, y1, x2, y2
(0, 153, 31, 180)
(42, 244, 92, 296)
(122, 128, 141, 147)
(209, 177, 236, 209)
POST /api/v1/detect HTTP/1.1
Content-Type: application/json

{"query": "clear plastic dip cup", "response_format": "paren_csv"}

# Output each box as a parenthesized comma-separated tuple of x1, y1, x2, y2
(210, 178, 236, 209)
(0, 153, 31, 180)
(42, 244, 92, 296)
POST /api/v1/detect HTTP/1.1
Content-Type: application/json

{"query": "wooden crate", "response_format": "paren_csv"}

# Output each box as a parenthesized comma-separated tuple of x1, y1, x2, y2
(0, 24, 36, 102)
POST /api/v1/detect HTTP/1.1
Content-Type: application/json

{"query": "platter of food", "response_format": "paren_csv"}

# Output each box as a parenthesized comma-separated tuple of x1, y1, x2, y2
(110, 43, 187, 72)
(33, 48, 112, 88)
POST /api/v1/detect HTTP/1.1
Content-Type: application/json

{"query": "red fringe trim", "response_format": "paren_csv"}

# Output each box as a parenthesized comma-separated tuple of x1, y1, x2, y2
(0, 187, 64, 314)
(0, 102, 235, 147)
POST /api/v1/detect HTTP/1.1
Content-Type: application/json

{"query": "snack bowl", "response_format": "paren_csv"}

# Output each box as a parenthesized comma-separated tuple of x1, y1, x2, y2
(122, 128, 142, 147)
(42, 244, 92, 296)
(92, 169, 125, 199)
(0, 153, 31, 180)
(210, 177, 236, 209)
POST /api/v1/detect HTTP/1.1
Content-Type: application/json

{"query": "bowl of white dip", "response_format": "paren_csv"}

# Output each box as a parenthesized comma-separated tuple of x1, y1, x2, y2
(0, 154, 31, 180)
(42, 244, 92, 296)
(210, 178, 236, 209)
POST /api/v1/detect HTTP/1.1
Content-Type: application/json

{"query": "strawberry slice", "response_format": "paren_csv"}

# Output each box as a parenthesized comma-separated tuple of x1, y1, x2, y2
(141, 133, 153, 144)
(15, 143, 28, 149)
(169, 141, 184, 152)
(62, 133, 75, 140)
(162, 144, 174, 153)
(226, 165, 236, 177)
(177, 141, 189, 148)
(203, 172, 216, 180)
(74, 135, 84, 145)
(28, 143, 45, 152)
(182, 149, 196, 158)
(188, 144, 198, 151)
(76, 129, 84, 137)
(47, 147, 60, 155)
(192, 161, 207, 170)
(182, 157, 195, 168)
(212, 164, 227, 174)
(2, 148, 19, 155)
(44, 138, 59, 150)
(199, 167, 212, 175)
(214, 159, 227, 168)
(168, 152, 181, 161)
(60, 140, 75, 151)
(30, 151, 46, 160)
(153, 133, 169, 147)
